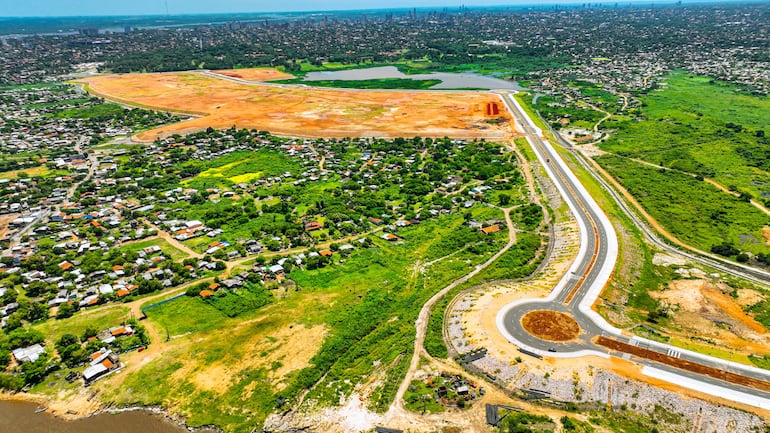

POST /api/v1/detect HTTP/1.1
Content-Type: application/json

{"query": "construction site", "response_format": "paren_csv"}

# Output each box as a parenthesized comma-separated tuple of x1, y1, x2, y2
(78, 70, 516, 142)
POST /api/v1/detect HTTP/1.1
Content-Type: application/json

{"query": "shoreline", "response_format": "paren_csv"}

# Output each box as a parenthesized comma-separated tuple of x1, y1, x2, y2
(0, 391, 221, 433)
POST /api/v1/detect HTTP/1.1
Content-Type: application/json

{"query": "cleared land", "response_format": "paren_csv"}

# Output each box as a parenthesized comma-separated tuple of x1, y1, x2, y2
(78, 71, 515, 141)
(210, 68, 295, 82)
(521, 310, 581, 342)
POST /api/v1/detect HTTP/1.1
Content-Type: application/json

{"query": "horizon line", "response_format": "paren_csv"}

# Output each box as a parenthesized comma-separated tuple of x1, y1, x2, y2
(0, 0, 761, 19)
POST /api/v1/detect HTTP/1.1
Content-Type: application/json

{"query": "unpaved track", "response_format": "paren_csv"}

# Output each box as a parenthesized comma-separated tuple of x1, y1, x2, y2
(389, 206, 517, 416)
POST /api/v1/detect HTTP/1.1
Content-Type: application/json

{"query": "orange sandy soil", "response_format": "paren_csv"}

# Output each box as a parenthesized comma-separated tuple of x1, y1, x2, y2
(0, 213, 19, 239)
(521, 310, 581, 341)
(78, 72, 516, 142)
(652, 279, 770, 357)
(209, 68, 295, 82)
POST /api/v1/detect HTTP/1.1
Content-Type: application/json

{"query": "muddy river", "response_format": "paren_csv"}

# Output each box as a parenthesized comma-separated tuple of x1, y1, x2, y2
(0, 400, 217, 433)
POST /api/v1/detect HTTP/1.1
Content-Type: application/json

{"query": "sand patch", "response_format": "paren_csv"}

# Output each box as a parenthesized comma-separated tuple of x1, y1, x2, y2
(652, 253, 687, 267)
(261, 323, 328, 381)
(0, 213, 20, 239)
(736, 288, 765, 309)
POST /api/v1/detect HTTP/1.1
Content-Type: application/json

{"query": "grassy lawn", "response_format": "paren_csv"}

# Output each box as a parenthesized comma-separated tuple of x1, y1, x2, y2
(119, 237, 191, 262)
(145, 296, 229, 336)
(54, 102, 125, 119)
(181, 149, 301, 190)
(0, 165, 68, 180)
(32, 305, 131, 344)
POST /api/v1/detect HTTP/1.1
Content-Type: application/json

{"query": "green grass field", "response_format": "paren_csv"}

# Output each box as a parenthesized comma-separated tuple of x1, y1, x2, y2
(119, 238, 190, 262)
(181, 149, 301, 190)
(597, 153, 770, 255)
(599, 73, 770, 199)
(32, 305, 131, 345)
(584, 73, 770, 258)
(275, 78, 442, 90)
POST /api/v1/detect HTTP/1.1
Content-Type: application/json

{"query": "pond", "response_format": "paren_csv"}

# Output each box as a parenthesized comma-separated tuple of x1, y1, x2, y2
(303, 66, 524, 90)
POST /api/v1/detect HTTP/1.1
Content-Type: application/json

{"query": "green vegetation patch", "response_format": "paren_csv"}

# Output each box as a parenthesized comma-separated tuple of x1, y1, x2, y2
(118, 238, 190, 262)
(596, 153, 770, 255)
(181, 149, 302, 190)
(54, 102, 126, 119)
(599, 73, 770, 200)
(277, 78, 442, 90)
(32, 305, 130, 345)
(146, 296, 229, 336)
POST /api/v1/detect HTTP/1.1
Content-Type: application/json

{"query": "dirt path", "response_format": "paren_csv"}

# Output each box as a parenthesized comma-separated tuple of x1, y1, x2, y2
(141, 219, 203, 259)
(628, 156, 770, 217)
(583, 101, 612, 133)
(389, 206, 517, 416)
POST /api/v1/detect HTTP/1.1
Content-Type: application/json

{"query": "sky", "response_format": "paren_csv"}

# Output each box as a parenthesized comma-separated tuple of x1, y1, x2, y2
(0, 0, 742, 18)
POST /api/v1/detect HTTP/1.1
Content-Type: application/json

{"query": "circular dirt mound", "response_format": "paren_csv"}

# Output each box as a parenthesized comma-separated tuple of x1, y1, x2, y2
(521, 310, 580, 342)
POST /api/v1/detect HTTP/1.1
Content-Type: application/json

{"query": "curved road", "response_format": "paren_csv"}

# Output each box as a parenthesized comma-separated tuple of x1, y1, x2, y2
(496, 92, 770, 411)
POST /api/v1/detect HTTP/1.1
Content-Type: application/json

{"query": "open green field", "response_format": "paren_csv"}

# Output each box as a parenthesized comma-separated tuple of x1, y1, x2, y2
(32, 305, 130, 345)
(54, 102, 126, 119)
(597, 154, 770, 255)
(180, 149, 302, 190)
(119, 238, 190, 262)
(598, 73, 770, 199)
(94, 209, 527, 433)
(591, 74, 770, 257)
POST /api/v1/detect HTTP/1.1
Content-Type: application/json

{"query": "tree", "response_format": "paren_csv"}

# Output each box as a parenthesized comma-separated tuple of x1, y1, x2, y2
(498, 193, 511, 206)
(22, 302, 49, 322)
(7, 327, 44, 349)
(81, 326, 99, 341)
(0, 373, 24, 391)
(21, 356, 50, 385)
(56, 334, 79, 348)
(56, 302, 75, 320)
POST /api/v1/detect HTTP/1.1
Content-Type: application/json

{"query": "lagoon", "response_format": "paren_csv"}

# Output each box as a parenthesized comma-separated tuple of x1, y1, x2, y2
(303, 66, 524, 90)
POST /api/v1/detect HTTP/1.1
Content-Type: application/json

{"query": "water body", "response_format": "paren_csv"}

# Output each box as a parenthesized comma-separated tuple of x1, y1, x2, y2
(303, 66, 524, 90)
(0, 400, 215, 433)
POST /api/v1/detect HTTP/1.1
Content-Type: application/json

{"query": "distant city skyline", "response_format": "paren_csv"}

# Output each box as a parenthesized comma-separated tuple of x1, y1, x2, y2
(0, 0, 751, 18)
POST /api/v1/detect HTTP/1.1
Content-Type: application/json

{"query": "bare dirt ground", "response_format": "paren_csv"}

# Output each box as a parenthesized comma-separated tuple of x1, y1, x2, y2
(0, 213, 19, 239)
(210, 68, 295, 82)
(78, 72, 518, 142)
(652, 279, 770, 356)
(521, 310, 581, 342)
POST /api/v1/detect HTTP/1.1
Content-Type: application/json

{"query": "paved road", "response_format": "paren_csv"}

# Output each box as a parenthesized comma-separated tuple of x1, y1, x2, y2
(495, 92, 770, 410)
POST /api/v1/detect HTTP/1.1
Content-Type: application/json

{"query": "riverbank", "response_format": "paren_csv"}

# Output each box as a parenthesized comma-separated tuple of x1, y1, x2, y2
(0, 391, 219, 433)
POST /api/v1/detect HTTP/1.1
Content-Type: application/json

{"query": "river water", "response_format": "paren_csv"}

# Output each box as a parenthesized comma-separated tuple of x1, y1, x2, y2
(0, 400, 216, 433)
(303, 65, 524, 90)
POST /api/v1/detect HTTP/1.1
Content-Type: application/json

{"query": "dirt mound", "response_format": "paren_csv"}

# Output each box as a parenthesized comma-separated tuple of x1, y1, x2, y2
(521, 310, 581, 342)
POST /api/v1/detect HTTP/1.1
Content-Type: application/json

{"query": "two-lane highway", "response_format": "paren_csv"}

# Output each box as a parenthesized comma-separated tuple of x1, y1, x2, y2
(495, 91, 770, 410)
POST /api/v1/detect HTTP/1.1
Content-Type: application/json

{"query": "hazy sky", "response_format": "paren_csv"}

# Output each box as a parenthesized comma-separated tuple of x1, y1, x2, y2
(0, 0, 735, 17)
